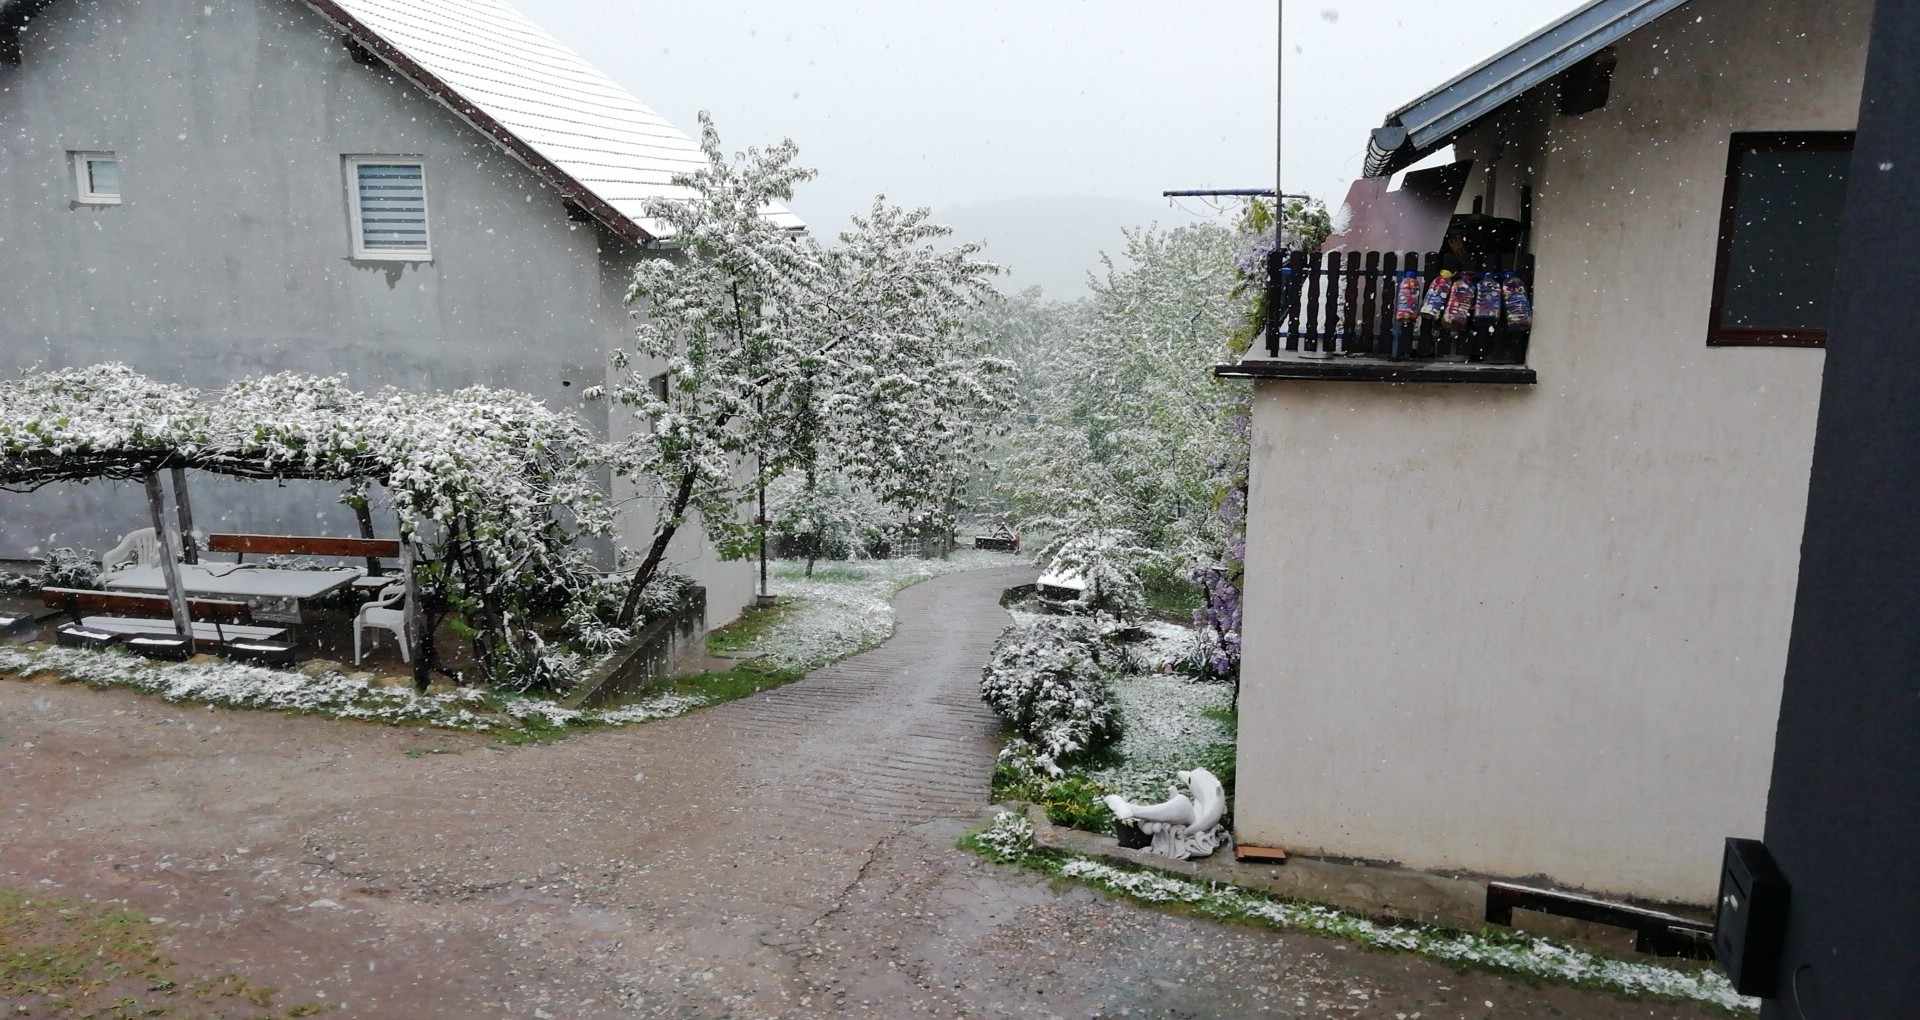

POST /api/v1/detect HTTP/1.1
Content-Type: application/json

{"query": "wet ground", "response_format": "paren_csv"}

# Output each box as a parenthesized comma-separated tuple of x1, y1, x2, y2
(0, 566, 1723, 1017)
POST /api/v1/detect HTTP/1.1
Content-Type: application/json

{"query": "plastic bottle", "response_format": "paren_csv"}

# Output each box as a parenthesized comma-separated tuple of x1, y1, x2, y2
(1420, 270, 1454, 319)
(1501, 273, 1533, 329)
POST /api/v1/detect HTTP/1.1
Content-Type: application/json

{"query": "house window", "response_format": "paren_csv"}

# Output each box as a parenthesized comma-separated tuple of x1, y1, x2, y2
(345, 156, 431, 260)
(70, 151, 121, 204)
(1707, 131, 1854, 348)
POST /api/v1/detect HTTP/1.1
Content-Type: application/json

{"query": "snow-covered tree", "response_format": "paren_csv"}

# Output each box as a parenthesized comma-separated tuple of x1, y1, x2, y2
(597, 113, 819, 625)
(1001, 222, 1253, 593)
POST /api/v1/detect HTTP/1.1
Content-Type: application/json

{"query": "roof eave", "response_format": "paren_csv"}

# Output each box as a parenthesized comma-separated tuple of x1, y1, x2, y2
(301, 0, 656, 245)
(1360, 0, 1691, 178)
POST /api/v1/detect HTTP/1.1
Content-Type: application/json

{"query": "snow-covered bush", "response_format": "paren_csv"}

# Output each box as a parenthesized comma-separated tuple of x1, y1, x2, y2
(39, 544, 101, 590)
(975, 810, 1036, 862)
(980, 617, 1122, 773)
(1042, 529, 1152, 613)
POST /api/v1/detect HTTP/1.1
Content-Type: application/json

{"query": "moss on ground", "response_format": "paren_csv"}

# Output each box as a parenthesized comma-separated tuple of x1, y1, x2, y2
(0, 888, 331, 1018)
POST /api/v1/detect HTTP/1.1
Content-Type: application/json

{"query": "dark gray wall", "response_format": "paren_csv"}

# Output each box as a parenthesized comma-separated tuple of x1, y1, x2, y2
(1757, 0, 1920, 1015)
(0, 0, 624, 553)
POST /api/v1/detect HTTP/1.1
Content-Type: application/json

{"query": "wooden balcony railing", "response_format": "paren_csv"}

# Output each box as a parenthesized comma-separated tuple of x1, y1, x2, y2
(1263, 250, 1536, 364)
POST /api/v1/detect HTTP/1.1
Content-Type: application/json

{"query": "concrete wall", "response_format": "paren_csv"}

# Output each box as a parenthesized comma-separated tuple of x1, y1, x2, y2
(0, 0, 751, 626)
(1234, 0, 1870, 905)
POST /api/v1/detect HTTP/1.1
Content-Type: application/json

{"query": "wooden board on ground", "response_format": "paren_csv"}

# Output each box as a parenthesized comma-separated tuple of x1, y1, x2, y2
(76, 615, 288, 646)
(1236, 844, 1290, 864)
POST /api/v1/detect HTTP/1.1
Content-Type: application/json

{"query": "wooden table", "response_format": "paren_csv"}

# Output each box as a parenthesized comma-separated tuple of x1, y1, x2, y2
(103, 564, 358, 624)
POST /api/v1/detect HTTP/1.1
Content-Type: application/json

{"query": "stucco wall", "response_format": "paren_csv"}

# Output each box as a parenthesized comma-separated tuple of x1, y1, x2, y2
(1235, 0, 1870, 904)
(0, 0, 752, 625)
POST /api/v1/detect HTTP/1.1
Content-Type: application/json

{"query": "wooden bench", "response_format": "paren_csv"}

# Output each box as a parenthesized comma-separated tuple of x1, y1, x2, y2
(206, 533, 404, 596)
(41, 587, 293, 664)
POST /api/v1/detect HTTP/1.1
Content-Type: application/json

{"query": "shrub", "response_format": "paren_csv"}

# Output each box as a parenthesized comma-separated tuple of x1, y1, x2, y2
(39, 545, 100, 590)
(975, 810, 1035, 862)
(980, 617, 1122, 773)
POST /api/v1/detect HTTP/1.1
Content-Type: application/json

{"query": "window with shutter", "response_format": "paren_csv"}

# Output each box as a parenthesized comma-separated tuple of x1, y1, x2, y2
(345, 157, 431, 260)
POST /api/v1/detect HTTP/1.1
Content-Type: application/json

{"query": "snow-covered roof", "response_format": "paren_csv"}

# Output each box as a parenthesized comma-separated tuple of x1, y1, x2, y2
(309, 0, 803, 242)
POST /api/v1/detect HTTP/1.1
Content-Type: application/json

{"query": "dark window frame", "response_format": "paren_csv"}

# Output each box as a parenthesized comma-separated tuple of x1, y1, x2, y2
(1707, 130, 1855, 349)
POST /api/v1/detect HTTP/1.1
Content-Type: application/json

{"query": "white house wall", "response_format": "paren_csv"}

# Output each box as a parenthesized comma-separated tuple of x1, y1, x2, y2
(1235, 0, 1871, 904)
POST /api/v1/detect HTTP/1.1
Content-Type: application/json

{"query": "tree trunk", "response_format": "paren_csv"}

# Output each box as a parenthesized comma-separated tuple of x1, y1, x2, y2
(616, 468, 700, 626)
(756, 451, 769, 599)
(803, 461, 818, 578)
(351, 495, 383, 576)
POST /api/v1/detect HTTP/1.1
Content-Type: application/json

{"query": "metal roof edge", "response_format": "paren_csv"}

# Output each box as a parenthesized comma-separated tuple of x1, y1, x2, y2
(1362, 0, 1691, 177)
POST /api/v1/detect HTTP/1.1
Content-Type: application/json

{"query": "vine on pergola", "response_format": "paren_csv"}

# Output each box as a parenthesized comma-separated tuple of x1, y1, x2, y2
(0, 363, 626, 690)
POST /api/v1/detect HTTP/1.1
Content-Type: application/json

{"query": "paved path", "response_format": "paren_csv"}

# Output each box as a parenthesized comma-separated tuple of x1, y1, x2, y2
(0, 567, 1720, 1018)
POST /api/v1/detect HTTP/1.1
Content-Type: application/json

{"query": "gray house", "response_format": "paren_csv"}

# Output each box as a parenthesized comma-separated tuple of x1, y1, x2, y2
(0, 0, 792, 627)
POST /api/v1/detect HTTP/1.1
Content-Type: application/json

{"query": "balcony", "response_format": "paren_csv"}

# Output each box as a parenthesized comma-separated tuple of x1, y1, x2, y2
(1216, 249, 1538, 385)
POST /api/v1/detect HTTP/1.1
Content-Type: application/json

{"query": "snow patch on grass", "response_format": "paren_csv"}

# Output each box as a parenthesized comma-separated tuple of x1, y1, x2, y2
(1053, 858, 1754, 1012)
(0, 644, 704, 733)
(957, 836, 1753, 1013)
(1122, 620, 1200, 674)
(734, 550, 1012, 670)
(1090, 672, 1233, 802)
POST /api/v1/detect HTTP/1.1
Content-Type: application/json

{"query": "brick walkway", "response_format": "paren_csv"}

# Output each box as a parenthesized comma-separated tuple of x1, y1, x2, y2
(0, 566, 1723, 1018)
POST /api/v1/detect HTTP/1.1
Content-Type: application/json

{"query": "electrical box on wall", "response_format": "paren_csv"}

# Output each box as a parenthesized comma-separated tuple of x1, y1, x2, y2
(1715, 837, 1789, 997)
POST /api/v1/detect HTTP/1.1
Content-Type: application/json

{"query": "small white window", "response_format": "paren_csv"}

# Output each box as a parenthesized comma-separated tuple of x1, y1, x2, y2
(70, 151, 121, 204)
(344, 156, 431, 260)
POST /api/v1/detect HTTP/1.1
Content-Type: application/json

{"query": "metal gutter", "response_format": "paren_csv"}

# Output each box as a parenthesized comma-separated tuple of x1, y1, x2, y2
(1362, 0, 1692, 177)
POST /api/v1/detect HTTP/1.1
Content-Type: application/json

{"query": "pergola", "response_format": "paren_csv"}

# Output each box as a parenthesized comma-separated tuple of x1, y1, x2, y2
(1, 363, 615, 687)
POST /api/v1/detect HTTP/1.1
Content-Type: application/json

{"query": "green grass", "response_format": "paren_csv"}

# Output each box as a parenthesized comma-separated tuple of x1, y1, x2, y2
(1141, 574, 1205, 617)
(0, 888, 331, 1017)
(665, 660, 804, 703)
(958, 827, 1751, 1014)
(704, 598, 796, 658)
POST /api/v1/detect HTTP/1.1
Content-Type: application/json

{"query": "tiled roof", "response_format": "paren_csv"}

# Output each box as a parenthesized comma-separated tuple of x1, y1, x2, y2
(312, 0, 803, 241)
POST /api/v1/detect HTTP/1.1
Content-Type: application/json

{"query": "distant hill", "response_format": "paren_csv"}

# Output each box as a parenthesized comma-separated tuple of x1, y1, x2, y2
(937, 195, 1224, 299)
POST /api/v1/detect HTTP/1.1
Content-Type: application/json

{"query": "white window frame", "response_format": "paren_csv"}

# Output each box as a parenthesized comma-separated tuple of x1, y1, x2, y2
(344, 155, 432, 261)
(70, 150, 121, 205)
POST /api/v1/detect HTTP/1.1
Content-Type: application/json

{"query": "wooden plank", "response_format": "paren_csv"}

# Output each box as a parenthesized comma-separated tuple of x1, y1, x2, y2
(1236, 844, 1290, 864)
(1342, 251, 1363, 354)
(1284, 250, 1306, 352)
(1381, 251, 1403, 359)
(1325, 250, 1346, 352)
(205, 533, 402, 559)
(1358, 251, 1381, 355)
(144, 472, 194, 649)
(43, 587, 253, 624)
(78, 616, 287, 645)
(1264, 249, 1283, 358)
(169, 467, 198, 564)
(1302, 251, 1323, 352)
(401, 532, 425, 690)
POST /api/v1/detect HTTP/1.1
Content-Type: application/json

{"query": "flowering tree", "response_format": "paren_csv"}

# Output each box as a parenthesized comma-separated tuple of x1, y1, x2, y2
(1000, 222, 1254, 600)
(806, 198, 1008, 555)
(596, 113, 819, 625)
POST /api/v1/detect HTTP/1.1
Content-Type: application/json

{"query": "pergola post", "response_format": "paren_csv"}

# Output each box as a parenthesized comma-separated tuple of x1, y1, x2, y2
(169, 466, 198, 564)
(401, 525, 427, 691)
(143, 471, 194, 649)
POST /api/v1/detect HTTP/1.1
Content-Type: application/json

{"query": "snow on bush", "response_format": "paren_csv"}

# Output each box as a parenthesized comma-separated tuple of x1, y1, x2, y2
(38, 544, 101, 590)
(975, 810, 1035, 862)
(979, 616, 1122, 774)
(0, 645, 702, 733)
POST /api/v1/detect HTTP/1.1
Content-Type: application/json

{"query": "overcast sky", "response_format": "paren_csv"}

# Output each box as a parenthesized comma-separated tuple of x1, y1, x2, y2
(526, 0, 1585, 286)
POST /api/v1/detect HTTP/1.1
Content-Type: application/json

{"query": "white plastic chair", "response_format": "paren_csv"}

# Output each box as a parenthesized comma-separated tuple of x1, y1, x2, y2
(101, 528, 163, 571)
(354, 584, 410, 664)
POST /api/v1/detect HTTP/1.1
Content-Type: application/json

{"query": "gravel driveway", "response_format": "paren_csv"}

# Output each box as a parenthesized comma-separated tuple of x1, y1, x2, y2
(0, 566, 1721, 1018)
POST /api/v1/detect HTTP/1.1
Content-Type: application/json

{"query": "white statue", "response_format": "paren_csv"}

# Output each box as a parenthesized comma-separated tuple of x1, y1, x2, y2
(1103, 768, 1230, 860)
